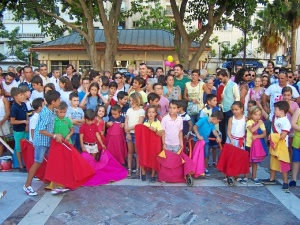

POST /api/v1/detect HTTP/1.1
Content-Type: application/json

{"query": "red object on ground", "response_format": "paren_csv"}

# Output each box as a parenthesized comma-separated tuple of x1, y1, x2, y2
(20, 139, 47, 181)
(217, 143, 250, 176)
(44, 140, 95, 189)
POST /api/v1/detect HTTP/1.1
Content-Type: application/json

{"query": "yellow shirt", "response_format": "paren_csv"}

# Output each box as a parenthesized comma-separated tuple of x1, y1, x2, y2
(143, 120, 162, 131)
(129, 90, 147, 103)
(246, 120, 265, 147)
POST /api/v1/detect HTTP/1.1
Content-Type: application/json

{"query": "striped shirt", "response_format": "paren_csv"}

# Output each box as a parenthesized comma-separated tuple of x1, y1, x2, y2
(33, 106, 56, 147)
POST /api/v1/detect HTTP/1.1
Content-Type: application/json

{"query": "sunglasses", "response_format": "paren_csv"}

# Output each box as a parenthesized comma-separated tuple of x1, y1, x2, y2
(244, 74, 250, 77)
(251, 74, 255, 77)
(288, 76, 293, 79)
(115, 76, 122, 79)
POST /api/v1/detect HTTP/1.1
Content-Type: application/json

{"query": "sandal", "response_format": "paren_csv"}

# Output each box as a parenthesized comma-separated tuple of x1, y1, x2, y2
(127, 169, 132, 177)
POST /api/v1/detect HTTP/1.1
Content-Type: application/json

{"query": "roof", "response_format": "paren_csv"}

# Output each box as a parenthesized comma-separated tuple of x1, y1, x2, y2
(33, 29, 203, 51)
(0, 55, 26, 64)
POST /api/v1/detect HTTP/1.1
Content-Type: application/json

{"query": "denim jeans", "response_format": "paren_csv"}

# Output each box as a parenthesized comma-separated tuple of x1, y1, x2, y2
(71, 133, 81, 152)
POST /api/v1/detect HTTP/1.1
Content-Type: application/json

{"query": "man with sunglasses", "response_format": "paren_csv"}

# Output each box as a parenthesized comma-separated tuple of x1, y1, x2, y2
(248, 70, 256, 88)
(287, 70, 299, 93)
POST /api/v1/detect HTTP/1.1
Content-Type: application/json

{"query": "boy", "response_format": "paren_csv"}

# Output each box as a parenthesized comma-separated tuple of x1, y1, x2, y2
(129, 77, 147, 104)
(145, 93, 161, 120)
(193, 110, 223, 176)
(109, 91, 129, 118)
(67, 92, 84, 151)
(161, 100, 183, 153)
(177, 100, 192, 140)
(200, 94, 221, 167)
(80, 109, 106, 159)
(100, 76, 109, 98)
(19, 85, 33, 117)
(107, 105, 126, 127)
(54, 101, 74, 144)
(153, 83, 169, 116)
(105, 82, 118, 120)
(24, 90, 63, 196)
(30, 76, 44, 101)
(261, 101, 291, 191)
(29, 98, 44, 142)
(10, 87, 29, 172)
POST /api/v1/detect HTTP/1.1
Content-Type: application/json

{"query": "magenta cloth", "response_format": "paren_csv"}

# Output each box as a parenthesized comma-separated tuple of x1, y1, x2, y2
(105, 123, 127, 165)
(249, 138, 267, 163)
(192, 140, 205, 177)
(82, 151, 128, 186)
(280, 161, 290, 173)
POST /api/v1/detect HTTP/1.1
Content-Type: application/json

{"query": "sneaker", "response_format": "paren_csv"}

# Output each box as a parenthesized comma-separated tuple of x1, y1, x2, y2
(261, 179, 276, 185)
(0, 190, 7, 199)
(289, 180, 297, 188)
(141, 175, 146, 181)
(23, 185, 38, 196)
(282, 183, 289, 191)
(240, 178, 248, 185)
(252, 178, 261, 185)
(51, 188, 69, 195)
(19, 167, 27, 173)
(150, 177, 156, 183)
(205, 169, 210, 177)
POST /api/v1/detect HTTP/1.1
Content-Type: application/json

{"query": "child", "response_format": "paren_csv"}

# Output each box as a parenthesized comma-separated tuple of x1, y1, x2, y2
(54, 101, 74, 144)
(24, 90, 64, 196)
(193, 110, 223, 176)
(227, 101, 247, 183)
(67, 92, 84, 151)
(59, 77, 73, 106)
(29, 98, 44, 142)
(80, 82, 107, 111)
(44, 83, 55, 94)
(153, 83, 169, 117)
(94, 104, 107, 151)
(125, 92, 145, 177)
(19, 85, 33, 116)
(177, 100, 192, 149)
(246, 106, 267, 185)
(116, 91, 129, 118)
(30, 76, 44, 101)
(261, 101, 291, 191)
(244, 76, 264, 113)
(80, 109, 106, 159)
(10, 87, 29, 172)
(105, 82, 118, 119)
(100, 76, 109, 98)
(141, 105, 162, 182)
(0, 84, 10, 157)
(128, 77, 147, 104)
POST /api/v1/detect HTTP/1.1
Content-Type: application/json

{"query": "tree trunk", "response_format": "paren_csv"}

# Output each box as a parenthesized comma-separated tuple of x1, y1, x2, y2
(291, 24, 297, 71)
(178, 39, 190, 69)
(83, 39, 101, 71)
(104, 39, 118, 73)
(269, 53, 274, 62)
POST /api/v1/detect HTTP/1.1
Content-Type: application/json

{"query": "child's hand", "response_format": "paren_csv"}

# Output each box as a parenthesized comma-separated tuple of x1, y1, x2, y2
(82, 147, 87, 152)
(216, 137, 221, 143)
(107, 121, 113, 127)
(55, 134, 63, 143)
(65, 136, 70, 142)
(120, 123, 124, 128)
(101, 144, 106, 149)
(163, 144, 167, 150)
(100, 131, 104, 136)
(197, 135, 203, 141)
(252, 135, 258, 140)
(258, 120, 263, 126)
(149, 126, 156, 132)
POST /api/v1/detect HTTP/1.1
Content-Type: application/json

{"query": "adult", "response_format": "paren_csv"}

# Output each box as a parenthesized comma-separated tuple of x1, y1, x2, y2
(263, 71, 300, 120)
(39, 64, 49, 85)
(2, 72, 19, 102)
(234, 68, 250, 103)
(147, 67, 156, 80)
(200, 69, 208, 81)
(0, 67, 3, 81)
(19, 66, 34, 92)
(145, 78, 156, 95)
(49, 68, 61, 91)
(139, 63, 148, 80)
(64, 64, 74, 80)
(156, 67, 164, 77)
(183, 69, 210, 125)
(174, 64, 190, 98)
(113, 72, 129, 101)
(213, 67, 221, 88)
(163, 74, 181, 101)
(203, 76, 216, 103)
(262, 73, 271, 89)
(287, 70, 299, 93)
(78, 77, 90, 103)
(248, 70, 256, 88)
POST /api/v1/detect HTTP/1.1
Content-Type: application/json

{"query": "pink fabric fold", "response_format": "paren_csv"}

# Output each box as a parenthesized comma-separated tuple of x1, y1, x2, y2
(192, 140, 205, 177)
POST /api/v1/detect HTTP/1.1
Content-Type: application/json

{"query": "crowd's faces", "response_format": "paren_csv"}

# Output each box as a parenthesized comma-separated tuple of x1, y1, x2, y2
(254, 77, 262, 87)
(174, 66, 183, 78)
(139, 64, 147, 77)
(218, 74, 228, 84)
(243, 71, 251, 82)
(105, 71, 111, 79)
(154, 84, 163, 96)
(40, 66, 48, 77)
(287, 72, 295, 84)
(119, 96, 128, 106)
(249, 71, 256, 81)
(262, 76, 269, 87)
(114, 74, 123, 84)
(166, 76, 174, 86)
(168, 103, 179, 116)
(205, 79, 214, 90)
(191, 72, 200, 82)
(278, 73, 288, 87)
(90, 86, 98, 96)
(294, 71, 299, 81)
(70, 97, 79, 107)
(283, 91, 292, 101)
(146, 81, 154, 92)
(111, 110, 121, 120)
(8, 67, 16, 74)
(147, 69, 153, 77)
(23, 67, 33, 82)
(52, 70, 60, 78)
(267, 62, 273, 70)
(156, 69, 164, 77)
(5, 75, 14, 85)
(82, 80, 90, 91)
(66, 66, 73, 76)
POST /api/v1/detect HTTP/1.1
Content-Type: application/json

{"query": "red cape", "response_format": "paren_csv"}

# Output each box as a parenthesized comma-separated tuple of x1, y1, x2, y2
(217, 143, 250, 176)
(44, 140, 95, 189)
(20, 139, 47, 181)
(135, 124, 162, 172)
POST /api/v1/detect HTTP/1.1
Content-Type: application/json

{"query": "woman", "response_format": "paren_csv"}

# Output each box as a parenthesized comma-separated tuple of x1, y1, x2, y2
(146, 78, 156, 95)
(183, 69, 210, 125)
(203, 76, 216, 103)
(261, 73, 271, 89)
(234, 68, 250, 103)
(163, 74, 181, 101)
(113, 72, 128, 101)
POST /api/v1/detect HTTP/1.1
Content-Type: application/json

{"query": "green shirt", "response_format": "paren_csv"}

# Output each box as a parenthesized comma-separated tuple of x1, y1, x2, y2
(174, 75, 190, 97)
(54, 116, 73, 144)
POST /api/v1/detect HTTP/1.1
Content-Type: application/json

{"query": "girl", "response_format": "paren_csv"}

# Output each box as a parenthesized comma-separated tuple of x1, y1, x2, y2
(141, 105, 162, 182)
(125, 92, 145, 177)
(59, 77, 73, 105)
(262, 74, 271, 89)
(44, 83, 55, 94)
(227, 101, 247, 184)
(244, 76, 264, 114)
(80, 82, 108, 111)
(290, 108, 300, 187)
(94, 105, 106, 152)
(71, 74, 81, 91)
(0, 84, 10, 157)
(246, 106, 267, 185)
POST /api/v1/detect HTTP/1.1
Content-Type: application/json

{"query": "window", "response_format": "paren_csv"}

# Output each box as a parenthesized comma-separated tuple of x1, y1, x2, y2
(113, 60, 128, 72)
(79, 60, 92, 74)
(50, 61, 69, 74)
(133, 21, 140, 28)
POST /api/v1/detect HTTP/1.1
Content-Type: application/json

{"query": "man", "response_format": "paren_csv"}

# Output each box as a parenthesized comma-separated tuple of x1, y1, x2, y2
(173, 64, 190, 97)
(19, 66, 34, 92)
(49, 68, 61, 91)
(263, 70, 300, 120)
(2, 72, 20, 102)
(39, 64, 49, 85)
(63, 64, 74, 80)
(139, 63, 148, 80)
(248, 70, 256, 88)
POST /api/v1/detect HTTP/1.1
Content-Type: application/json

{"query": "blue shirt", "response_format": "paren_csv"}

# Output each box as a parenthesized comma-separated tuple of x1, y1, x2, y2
(66, 106, 84, 133)
(19, 81, 33, 92)
(108, 115, 125, 123)
(33, 106, 56, 147)
(248, 81, 255, 88)
(194, 116, 216, 143)
(78, 91, 86, 103)
(86, 96, 102, 111)
(10, 102, 28, 132)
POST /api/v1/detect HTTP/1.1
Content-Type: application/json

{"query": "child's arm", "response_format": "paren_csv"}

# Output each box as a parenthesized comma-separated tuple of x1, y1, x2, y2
(0, 97, 10, 125)
(96, 132, 106, 149)
(10, 117, 28, 125)
(212, 130, 221, 143)
(40, 130, 62, 143)
(292, 109, 300, 132)
(188, 120, 193, 134)
(124, 116, 132, 140)
(65, 127, 74, 142)
(227, 117, 234, 145)
(252, 129, 266, 140)
(99, 94, 108, 105)
(280, 131, 289, 141)
(79, 92, 88, 108)
(248, 120, 264, 133)
(193, 124, 203, 140)
(179, 130, 183, 149)
(25, 114, 29, 132)
(80, 133, 86, 152)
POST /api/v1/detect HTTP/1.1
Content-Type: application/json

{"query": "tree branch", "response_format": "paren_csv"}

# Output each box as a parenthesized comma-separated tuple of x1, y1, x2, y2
(97, 0, 108, 28)
(79, 0, 94, 33)
(170, 0, 187, 37)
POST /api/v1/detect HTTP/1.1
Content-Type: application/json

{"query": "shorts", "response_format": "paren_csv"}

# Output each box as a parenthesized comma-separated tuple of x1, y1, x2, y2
(204, 142, 209, 158)
(166, 144, 180, 153)
(13, 131, 29, 152)
(34, 145, 49, 163)
(292, 147, 300, 162)
(245, 146, 250, 152)
(84, 144, 98, 154)
(126, 133, 136, 144)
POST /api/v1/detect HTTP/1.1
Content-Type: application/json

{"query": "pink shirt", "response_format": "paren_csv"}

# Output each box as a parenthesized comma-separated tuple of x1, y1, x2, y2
(287, 101, 299, 133)
(159, 95, 169, 116)
(161, 114, 183, 146)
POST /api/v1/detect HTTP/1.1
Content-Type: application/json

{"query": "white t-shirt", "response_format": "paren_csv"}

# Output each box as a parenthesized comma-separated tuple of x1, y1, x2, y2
(39, 74, 49, 85)
(272, 116, 291, 146)
(126, 108, 145, 133)
(49, 76, 60, 91)
(29, 112, 39, 142)
(265, 83, 299, 118)
(30, 90, 44, 102)
(59, 90, 72, 106)
(2, 80, 19, 100)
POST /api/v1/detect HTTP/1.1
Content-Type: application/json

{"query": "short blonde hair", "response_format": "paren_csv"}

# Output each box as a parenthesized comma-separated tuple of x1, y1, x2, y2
(248, 106, 262, 117)
(130, 92, 144, 107)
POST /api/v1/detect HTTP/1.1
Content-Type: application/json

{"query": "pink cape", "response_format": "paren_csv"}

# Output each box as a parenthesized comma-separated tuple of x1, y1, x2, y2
(192, 140, 205, 177)
(157, 149, 195, 183)
(81, 151, 128, 186)
(250, 138, 267, 162)
(105, 123, 127, 165)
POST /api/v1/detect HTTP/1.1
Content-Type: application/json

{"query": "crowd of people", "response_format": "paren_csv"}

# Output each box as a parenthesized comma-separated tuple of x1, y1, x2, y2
(0, 60, 300, 196)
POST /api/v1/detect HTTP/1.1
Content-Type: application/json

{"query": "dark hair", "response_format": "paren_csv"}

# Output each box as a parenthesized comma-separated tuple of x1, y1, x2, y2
(211, 110, 224, 120)
(88, 82, 101, 104)
(274, 101, 289, 114)
(19, 85, 30, 93)
(10, 87, 22, 98)
(165, 74, 174, 81)
(177, 100, 188, 111)
(170, 100, 179, 107)
(69, 92, 79, 100)
(167, 69, 174, 76)
(262, 75, 271, 88)
(145, 105, 159, 120)
(31, 75, 43, 85)
(23, 66, 32, 72)
(282, 86, 293, 95)
(234, 68, 248, 85)
(174, 64, 183, 70)
(82, 76, 90, 83)
(89, 70, 100, 81)
(191, 69, 200, 75)
(108, 81, 118, 89)
(44, 90, 60, 105)
(158, 75, 166, 85)
(38, 63, 47, 70)
(112, 72, 123, 80)
(147, 92, 160, 103)
(206, 94, 217, 103)
(111, 104, 121, 113)
(32, 98, 44, 110)
(101, 76, 109, 86)
(133, 76, 145, 86)
(95, 104, 107, 117)
(156, 67, 164, 72)
(248, 100, 257, 106)
(231, 101, 244, 110)
(57, 101, 68, 110)
(66, 64, 74, 70)
(44, 83, 55, 94)
(59, 76, 73, 91)
(147, 67, 154, 74)
(71, 74, 81, 90)
(84, 109, 96, 120)
(117, 91, 128, 100)
(217, 69, 228, 77)
(152, 82, 163, 90)
(52, 68, 59, 73)
(267, 61, 274, 68)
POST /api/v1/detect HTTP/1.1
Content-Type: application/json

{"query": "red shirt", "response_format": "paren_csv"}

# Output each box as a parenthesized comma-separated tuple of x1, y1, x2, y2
(80, 123, 98, 143)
